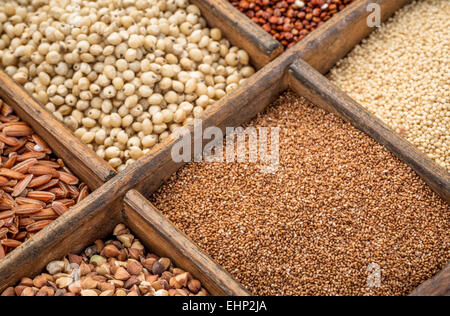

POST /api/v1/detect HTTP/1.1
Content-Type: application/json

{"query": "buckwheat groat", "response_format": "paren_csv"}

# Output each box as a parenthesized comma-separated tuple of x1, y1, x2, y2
(151, 91, 449, 296)
(1, 224, 207, 296)
(328, 0, 450, 171)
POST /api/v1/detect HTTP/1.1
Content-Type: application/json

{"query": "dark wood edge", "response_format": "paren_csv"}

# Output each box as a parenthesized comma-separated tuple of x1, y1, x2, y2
(109, 44, 302, 199)
(0, 70, 116, 190)
(293, 0, 413, 74)
(0, 182, 250, 295)
(288, 59, 449, 202)
(192, 0, 283, 69)
(124, 190, 250, 296)
(290, 0, 450, 296)
(409, 262, 450, 296)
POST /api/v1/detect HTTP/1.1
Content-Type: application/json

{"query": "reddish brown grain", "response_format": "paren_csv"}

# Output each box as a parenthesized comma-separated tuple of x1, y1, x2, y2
(230, 0, 355, 48)
(151, 91, 449, 296)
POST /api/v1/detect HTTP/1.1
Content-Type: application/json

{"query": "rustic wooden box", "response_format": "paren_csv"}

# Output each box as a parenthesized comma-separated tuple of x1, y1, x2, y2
(0, 0, 447, 296)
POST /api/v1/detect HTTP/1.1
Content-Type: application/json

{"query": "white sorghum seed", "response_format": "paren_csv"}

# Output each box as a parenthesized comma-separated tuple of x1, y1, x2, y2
(153, 123, 167, 134)
(142, 134, 158, 148)
(193, 106, 203, 118)
(196, 95, 209, 108)
(173, 108, 186, 123)
(0, 0, 255, 170)
(80, 131, 95, 144)
(108, 157, 122, 168)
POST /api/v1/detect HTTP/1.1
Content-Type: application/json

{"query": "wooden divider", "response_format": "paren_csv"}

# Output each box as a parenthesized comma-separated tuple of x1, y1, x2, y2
(106, 47, 297, 200)
(0, 185, 249, 295)
(211, 0, 413, 75)
(0, 71, 115, 189)
(409, 263, 450, 296)
(192, 0, 283, 69)
(288, 60, 450, 202)
(0, 0, 446, 297)
(0, 185, 123, 292)
(124, 190, 250, 296)
(294, 0, 413, 74)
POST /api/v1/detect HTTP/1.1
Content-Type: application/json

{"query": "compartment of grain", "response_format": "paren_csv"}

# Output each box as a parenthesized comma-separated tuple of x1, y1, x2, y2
(0, 97, 89, 259)
(1, 223, 207, 296)
(150, 91, 449, 296)
(230, 0, 356, 49)
(0, 0, 256, 172)
(328, 0, 449, 171)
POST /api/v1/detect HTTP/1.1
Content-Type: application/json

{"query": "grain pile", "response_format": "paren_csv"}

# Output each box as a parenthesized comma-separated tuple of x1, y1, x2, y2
(1, 224, 207, 296)
(230, 0, 355, 49)
(0, 98, 89, 259)
(328, 0, 450, 171)
(0, 0, 255, 171)
(151, 91, 449, 296)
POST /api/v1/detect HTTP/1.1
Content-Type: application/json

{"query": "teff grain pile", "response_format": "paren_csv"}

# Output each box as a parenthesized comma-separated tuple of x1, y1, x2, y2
(328, 0, 450, 171)
(151, 91, 449, 296)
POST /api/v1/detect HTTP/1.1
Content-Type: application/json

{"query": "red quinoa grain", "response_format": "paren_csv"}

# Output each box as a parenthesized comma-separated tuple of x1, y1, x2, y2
(230, 0, 356, 48)
(151, 91, 449, 296)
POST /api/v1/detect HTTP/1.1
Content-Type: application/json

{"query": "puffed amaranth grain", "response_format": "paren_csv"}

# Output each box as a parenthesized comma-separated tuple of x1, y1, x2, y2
(328, 0, 450, 171)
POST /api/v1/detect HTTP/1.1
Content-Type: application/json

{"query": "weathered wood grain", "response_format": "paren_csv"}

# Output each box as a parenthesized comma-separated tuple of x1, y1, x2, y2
(409, 263, 450, 296)
(191, 0, 283, 69)
(0, 70, 115, 190)
(124, 190, 250, 296)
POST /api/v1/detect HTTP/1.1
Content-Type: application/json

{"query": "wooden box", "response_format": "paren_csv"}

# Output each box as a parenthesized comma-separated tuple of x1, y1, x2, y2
(0, 0, 447, 296)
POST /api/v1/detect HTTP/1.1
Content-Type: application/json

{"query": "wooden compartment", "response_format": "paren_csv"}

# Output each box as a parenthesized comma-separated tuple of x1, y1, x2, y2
(0, 71, 115, 188)
(0, 185, 248, 295)
(0, 0, 447, 296)
(225, 0, 373, 54)
(191, 0, 283, 69)
(0, 0, 283, 181)
(110, 0, 447, 295)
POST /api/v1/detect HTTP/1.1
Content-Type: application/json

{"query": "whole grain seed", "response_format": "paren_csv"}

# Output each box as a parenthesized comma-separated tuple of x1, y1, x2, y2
(328, 0, 450, 171)
(0, 98, 89, 259)
(1, 224, 208, 297)
(0, 0, 255, 171)
(230, 0, 355, 48)
(151, 91, 449, 296)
